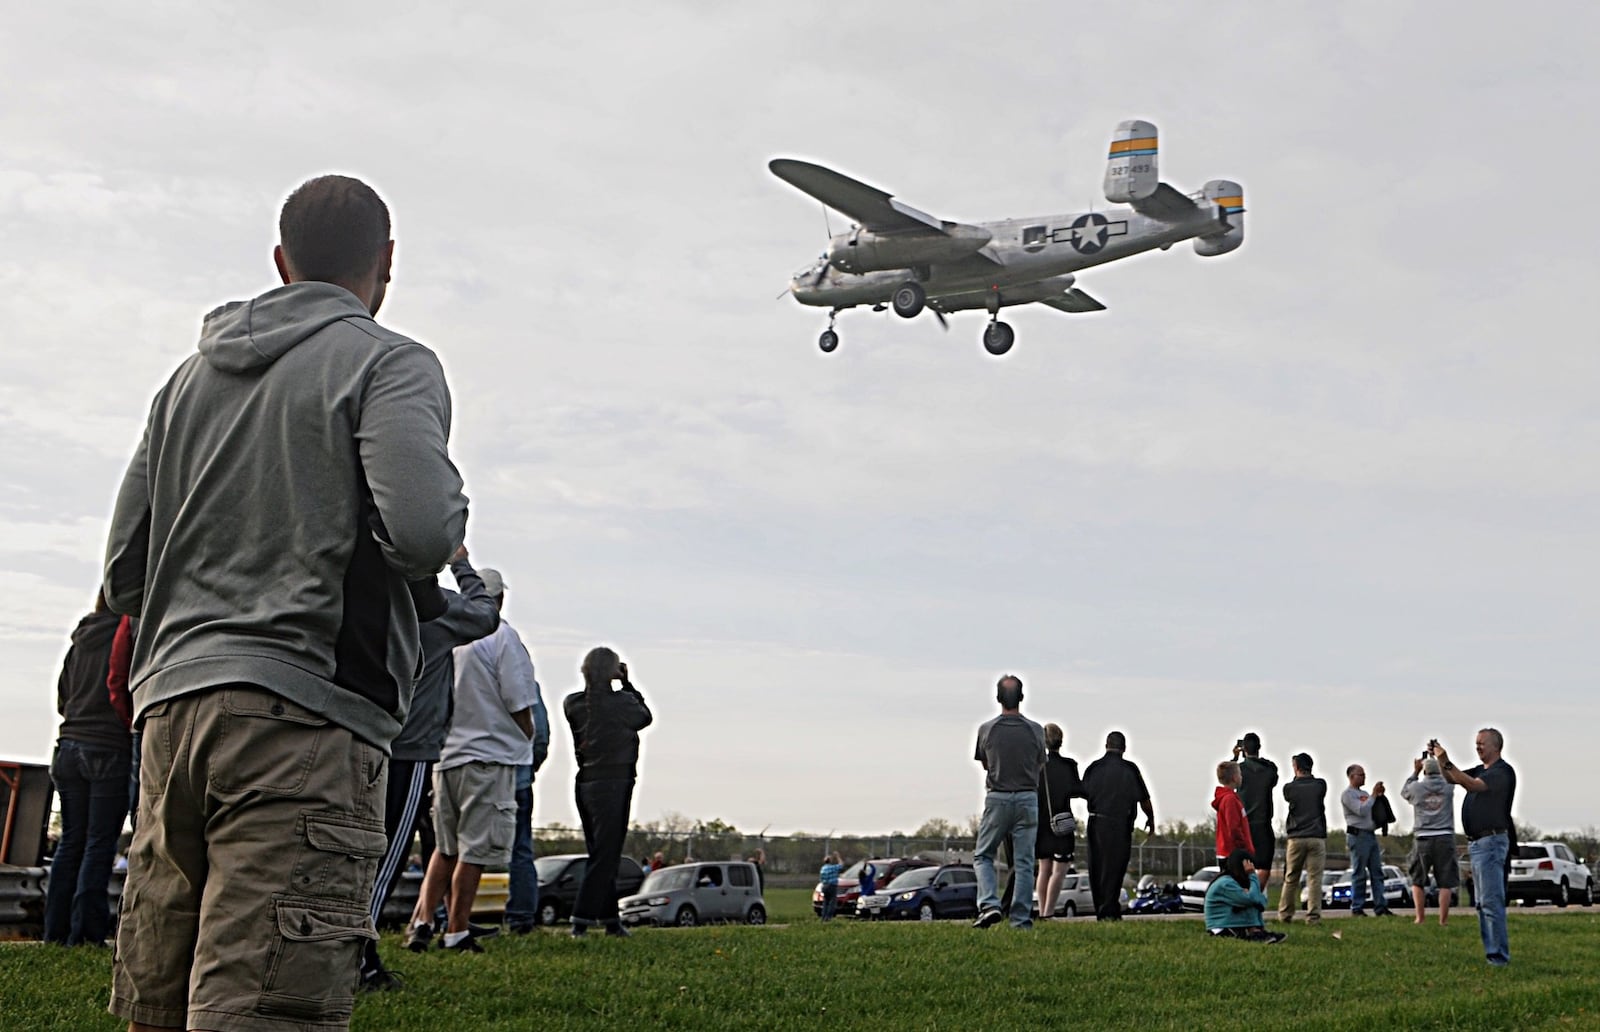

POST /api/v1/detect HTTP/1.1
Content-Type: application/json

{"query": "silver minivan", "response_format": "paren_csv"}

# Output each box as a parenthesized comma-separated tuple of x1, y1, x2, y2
(618, 861, 767, 927)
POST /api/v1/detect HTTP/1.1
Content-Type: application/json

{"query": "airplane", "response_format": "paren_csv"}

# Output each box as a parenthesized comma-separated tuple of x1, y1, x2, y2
(770, 120, 1244, 356)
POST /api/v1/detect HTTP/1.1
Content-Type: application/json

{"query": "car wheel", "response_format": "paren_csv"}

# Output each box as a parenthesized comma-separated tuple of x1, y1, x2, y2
(1557, 879, 1570, 907)
(745, 904, 767, 926)
(1062, 901, 1076, 917)
(538, 901, 560, 926)
(1583, 879, 1595, 907)
(917, 902, 936, 922)
(675, 905, 699, 928)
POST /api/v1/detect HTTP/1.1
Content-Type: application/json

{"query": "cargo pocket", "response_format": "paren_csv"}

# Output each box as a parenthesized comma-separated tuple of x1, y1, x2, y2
(289, 813, 390, 901)
(259, 899, 377, 1023)
(489, 802, 518, 855)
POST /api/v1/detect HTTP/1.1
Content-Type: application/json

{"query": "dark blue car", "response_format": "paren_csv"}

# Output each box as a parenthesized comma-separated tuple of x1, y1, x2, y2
(854, 863, 978, 921)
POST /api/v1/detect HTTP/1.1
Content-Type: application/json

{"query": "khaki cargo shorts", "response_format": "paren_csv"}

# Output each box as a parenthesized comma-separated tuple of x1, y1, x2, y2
(433, 761, 517, 866)
(110, 685, 388, 1032)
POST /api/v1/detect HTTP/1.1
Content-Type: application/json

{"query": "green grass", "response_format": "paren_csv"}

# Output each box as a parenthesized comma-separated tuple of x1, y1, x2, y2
(5, 891, 1599, 1031)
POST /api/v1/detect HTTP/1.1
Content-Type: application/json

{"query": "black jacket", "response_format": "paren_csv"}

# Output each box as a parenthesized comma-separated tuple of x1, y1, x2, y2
(55, 611, 131, 755)
(564, 680, 652, 781)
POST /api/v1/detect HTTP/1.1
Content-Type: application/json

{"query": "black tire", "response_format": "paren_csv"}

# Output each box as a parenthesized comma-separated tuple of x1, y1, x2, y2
(917, 901, 936, 922)
(983, 321, 1015, 356)
(891, 282, 926, 319)
(819, 330, 839, 353)
(675, 905, 699, 928)
(1583, 880, 1594, 906)
(1557, 879, 1570, 907)
(1062, 901, 1076, 917)
(746, 904, 767, 926)
(538, 901, 560, 926)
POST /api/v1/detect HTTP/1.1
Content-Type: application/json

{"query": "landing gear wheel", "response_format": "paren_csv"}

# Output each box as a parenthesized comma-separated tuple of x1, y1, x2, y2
(819, 329, 839, 353)
(918, 902, 937, 922)
(892, 282, 926, 319)
(675, 905, 699, 927)
(982, 321, 1015, 356)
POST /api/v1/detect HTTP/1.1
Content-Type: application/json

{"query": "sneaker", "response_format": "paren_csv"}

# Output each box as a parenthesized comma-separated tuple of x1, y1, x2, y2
(404, 922, 434, 953)
(507, 922, 538, 936)
(571, 924, 589, 938)
(468, 922, 502, 940)
(1350, 910, 1368, 918)
(604, 923, 631, 938)
(442, 930, 484, 953)
(359, 967, 406, 992)
(1374, 908, 1395, 917)
(1266, 932, 1287, 944)
(972, 909, 1003, 930)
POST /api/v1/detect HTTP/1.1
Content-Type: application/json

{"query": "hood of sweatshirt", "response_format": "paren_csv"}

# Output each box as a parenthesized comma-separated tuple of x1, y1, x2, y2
(1211, 786, 1236, 812)
(197, 282, 370, 373)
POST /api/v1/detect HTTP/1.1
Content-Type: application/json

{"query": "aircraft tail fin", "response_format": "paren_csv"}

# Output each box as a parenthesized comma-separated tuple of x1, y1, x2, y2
(1104, 119, 1159, 203)
(1194, 180, 1244, 256)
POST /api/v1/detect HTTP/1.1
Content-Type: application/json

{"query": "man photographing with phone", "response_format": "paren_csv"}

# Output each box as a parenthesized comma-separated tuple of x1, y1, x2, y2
(1433, 730, 1516, 966)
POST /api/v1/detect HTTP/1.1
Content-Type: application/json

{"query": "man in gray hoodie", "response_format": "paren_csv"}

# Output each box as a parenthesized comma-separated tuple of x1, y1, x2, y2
(103, 175, 468, 1032)
(1401, 752, 1459, 925)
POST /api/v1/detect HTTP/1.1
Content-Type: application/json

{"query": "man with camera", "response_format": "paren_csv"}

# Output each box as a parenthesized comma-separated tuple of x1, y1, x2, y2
(1341, 764, 1395, 916)
(1402, 742, 1459, 926)
(1433, 730, 1516, 965)
(1278, 753, 1328, 924)
(1081, 730, 1156, 921)
(1232, 732, 1279, 891)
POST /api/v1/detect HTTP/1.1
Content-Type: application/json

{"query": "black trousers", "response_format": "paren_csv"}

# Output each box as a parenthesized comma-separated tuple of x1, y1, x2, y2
(573, 776, 635, 926)
(1089, 816, 1132, 920)
(362, 758, 432, 974)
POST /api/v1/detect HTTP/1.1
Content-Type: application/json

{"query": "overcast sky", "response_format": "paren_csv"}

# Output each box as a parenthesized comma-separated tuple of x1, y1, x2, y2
(3, 3, 1596, 839)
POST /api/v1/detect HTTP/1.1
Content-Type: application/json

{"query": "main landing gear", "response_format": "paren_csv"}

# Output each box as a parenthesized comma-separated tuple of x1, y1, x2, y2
(982, 290, 1014, 356)
(891, 281, 926, 319)
(818, 309, 840, 353)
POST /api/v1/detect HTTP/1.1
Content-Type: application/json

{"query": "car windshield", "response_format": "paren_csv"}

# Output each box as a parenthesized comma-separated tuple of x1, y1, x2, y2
(1323, 872, 1342, 885)
(1187, 868, 1220, 884)
(885, 867, 938, 891)
(534, 856, 575, 882)
(641, 866, 694, 892)
(1515, 846, 1547, 861)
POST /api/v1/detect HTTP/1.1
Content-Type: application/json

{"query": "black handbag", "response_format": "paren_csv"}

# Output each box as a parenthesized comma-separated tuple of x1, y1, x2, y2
(1044, 766, 1076, 836)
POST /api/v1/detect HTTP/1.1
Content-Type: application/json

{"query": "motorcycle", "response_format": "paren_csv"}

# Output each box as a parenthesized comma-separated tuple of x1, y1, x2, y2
(1127, 875, 1185, 915)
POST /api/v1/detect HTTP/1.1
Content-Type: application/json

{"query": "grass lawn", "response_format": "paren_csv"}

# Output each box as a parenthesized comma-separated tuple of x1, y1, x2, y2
(4, 890, 1597, 1031)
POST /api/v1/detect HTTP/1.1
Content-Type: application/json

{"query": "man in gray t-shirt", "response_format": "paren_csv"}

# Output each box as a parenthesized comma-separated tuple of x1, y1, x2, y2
(1401, 753, 1459, 925)
(972, 674, 1046, 930)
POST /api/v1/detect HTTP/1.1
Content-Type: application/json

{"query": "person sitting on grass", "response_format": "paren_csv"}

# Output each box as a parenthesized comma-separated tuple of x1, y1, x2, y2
(1204, 848, 1285, 943)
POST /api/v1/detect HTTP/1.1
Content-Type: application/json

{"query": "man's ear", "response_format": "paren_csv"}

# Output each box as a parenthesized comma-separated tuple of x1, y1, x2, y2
(273, 244, 292, 284)
(379, 239, 394, 283)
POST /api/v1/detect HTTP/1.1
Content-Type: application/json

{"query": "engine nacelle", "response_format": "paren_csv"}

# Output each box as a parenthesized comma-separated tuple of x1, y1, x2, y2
(827, 224, 992, 274)
(1104, 119, 1159, 203)
(1193, 180, 1244, 256)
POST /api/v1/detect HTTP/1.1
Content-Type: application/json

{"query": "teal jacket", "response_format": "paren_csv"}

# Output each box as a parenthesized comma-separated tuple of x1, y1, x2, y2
(1203, 872, 1267, 929)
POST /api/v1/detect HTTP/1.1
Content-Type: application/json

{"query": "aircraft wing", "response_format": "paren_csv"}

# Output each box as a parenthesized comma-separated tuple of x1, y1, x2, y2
(769, 158, 944, 233)
(1037, 288, 1107, 314)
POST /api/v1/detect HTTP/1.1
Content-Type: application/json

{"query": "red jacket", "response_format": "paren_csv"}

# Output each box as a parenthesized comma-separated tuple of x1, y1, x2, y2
(1213, 786, 1255, 859)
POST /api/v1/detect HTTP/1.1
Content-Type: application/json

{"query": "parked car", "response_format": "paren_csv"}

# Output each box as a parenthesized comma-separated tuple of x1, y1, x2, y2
(1051, 872, 1097, 917)
(1509, 841, 1595, 907)
(532, 853, 645, 926)
(1300, 869, 1343, 907)
(855, 863, 978, 921)
(1325, 865, 1410, 910)
(618, 861, 766, 927)
(812, 857, 932, 916)
(1177, 866, 1221, 911)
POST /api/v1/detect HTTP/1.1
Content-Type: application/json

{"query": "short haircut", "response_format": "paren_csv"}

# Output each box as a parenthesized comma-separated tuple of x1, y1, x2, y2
(1044, 722, 1064, 751)
(996, 674, 1023, 709)
(279, 175, 391, 284)
(1217, 760, 1240, 785)
(1240, 732, 1261, 753)
(1292, 752, 1313, 774)
(1105, 731, 1126, 752)
(1346, 764, 1361, 778)
(1479, 727, 1504, 751)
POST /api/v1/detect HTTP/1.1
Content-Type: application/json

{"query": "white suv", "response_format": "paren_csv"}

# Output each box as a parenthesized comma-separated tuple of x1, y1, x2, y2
(1508, 842, 1594, 907)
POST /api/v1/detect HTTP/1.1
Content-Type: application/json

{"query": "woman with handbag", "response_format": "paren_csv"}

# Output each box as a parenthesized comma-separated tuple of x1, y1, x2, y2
(1035, 722, 1082, 918)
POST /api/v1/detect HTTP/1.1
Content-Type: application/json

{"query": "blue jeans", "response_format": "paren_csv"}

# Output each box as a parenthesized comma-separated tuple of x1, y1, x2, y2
(820, 883, 838, 920)
(1469, 833, 1511, 964)
(974, 790, 1039, 927)
(1348, 830, 1388, 913)
(505, 765, 539, 926)
(44, 739, 131, 945)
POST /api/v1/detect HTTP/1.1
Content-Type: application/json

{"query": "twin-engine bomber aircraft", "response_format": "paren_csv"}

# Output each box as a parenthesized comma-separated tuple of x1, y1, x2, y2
(770, 121, 1244, 356)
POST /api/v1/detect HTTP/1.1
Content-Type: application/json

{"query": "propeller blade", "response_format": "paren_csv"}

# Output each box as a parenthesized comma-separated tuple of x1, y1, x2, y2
(932, 308, 948, 330)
